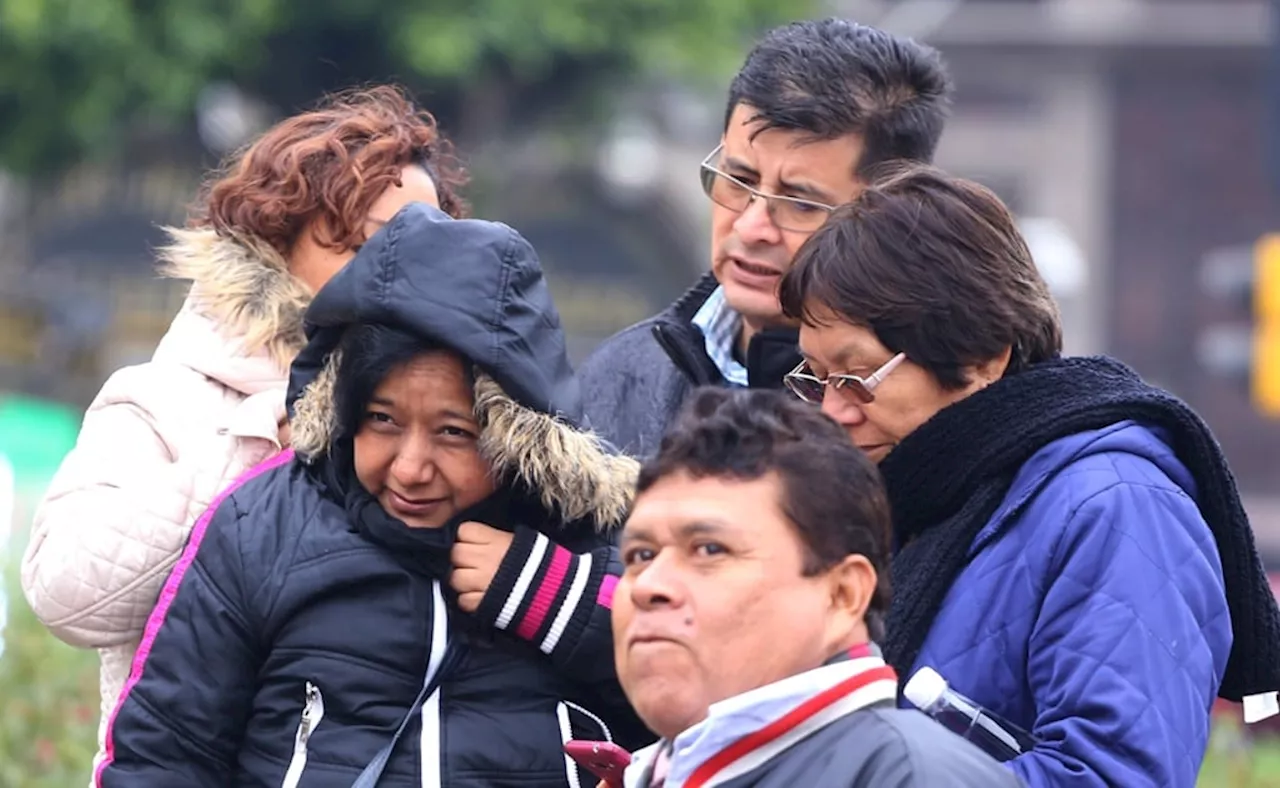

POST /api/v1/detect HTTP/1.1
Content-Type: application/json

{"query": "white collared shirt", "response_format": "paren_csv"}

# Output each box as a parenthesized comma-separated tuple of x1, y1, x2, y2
(690, 287, 749, 388)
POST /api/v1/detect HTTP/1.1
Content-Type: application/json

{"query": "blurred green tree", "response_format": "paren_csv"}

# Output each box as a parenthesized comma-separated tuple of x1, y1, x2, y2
(0, 0, 813, 174)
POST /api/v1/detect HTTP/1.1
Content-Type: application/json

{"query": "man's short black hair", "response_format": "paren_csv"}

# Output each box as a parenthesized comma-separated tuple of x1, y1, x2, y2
(637, 387, 892, 640)
(726, 18, 952, 176)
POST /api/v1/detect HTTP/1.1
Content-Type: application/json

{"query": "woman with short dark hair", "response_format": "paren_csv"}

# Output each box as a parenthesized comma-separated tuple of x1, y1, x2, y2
(779, 164, 1280, 788)
(93, 204, 649, 786)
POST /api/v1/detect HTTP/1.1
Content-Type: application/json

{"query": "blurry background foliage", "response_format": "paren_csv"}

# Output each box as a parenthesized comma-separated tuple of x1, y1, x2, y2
(0, 0, 810, 173)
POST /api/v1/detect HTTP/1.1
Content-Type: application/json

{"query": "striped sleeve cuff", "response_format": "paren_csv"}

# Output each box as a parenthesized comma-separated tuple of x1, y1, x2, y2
(473, 526, 607, 656)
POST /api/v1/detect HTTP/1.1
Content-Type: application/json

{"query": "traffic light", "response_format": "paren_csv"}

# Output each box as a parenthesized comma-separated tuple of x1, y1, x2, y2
(1195, 234, 1280, 418)
(1254, 233, 1280, 417)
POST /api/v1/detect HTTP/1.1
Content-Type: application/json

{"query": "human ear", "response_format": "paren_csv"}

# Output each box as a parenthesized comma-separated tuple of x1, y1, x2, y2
(823, 554, 877, 649)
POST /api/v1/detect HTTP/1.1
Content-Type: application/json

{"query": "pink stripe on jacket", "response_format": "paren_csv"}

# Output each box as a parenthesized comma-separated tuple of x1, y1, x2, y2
(93, 449, 295, 787)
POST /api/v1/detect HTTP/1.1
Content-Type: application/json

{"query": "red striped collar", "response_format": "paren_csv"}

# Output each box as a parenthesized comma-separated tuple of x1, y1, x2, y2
(632, 646, 898, 788)
(842, 641, 877, 661)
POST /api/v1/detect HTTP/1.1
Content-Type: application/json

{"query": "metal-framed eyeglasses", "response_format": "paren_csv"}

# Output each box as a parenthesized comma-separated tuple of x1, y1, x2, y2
(699, 144, 837, 233)
(784, 353, 908, 405)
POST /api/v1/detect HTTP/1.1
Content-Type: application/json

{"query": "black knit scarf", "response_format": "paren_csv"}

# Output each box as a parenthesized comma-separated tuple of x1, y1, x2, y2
(877, 355, 1280, 702)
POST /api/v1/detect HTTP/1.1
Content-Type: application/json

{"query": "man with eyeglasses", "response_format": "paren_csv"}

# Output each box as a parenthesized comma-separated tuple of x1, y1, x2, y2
(579, 18, 953, 458)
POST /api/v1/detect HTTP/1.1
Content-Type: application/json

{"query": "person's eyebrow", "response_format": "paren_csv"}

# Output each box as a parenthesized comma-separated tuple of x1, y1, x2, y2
(722, 155, 833, 203)
(779, 177, 834, 204)
(674, 520, 734, 539)
(621, 518, 736, 545)
(722, 155, 759, 179)
(831, 343, 880, 371)
(445, 409, 484, 424)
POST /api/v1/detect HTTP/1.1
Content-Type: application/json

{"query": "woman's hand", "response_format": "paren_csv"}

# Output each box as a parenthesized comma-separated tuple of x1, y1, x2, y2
(450, 521, 515, 612)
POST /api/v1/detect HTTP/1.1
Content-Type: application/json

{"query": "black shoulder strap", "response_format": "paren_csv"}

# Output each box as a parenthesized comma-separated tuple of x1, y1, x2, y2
(350, 641, 465, 788)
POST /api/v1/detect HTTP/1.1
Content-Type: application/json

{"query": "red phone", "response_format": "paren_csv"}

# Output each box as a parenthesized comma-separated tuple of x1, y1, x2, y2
(564, 739, 632, 787)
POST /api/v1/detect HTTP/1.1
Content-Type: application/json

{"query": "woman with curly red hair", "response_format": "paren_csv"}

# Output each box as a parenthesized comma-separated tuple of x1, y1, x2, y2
(20, 84, 466, 782)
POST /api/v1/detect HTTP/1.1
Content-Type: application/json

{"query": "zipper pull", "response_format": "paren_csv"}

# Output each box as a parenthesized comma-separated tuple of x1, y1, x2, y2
(297, 682, 324, 745)
(283, 682, 325, 788)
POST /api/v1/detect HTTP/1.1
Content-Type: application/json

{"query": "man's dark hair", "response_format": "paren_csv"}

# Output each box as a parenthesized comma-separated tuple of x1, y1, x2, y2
(779, 163, 1063, 389)
(726, 18, 952, 176)
(637, 387, 892, 641)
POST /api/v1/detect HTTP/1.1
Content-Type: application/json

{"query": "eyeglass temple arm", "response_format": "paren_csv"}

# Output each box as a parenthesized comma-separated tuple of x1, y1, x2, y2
(868, 353, 907, 384)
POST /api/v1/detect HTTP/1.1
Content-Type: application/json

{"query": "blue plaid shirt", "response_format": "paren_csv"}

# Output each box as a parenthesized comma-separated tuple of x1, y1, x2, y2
(690, 286, 749, 387)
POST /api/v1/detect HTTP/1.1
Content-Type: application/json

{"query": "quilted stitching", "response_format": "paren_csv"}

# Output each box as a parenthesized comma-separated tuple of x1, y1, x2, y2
(19, 355, 282, 782)
(911, 423, 1231, 788)
(23, 365, 270, 641)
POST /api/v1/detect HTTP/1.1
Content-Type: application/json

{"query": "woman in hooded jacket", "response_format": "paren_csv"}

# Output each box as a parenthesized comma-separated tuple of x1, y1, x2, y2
(20, 85, 467, 780)
(94, 203, 652, 787)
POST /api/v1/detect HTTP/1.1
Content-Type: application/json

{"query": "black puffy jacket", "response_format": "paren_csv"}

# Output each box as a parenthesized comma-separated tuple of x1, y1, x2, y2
(95, 203, 652, 787)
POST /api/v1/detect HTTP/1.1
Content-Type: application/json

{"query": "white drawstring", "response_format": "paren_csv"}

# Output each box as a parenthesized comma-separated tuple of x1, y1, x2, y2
(563, 700, 613, 743)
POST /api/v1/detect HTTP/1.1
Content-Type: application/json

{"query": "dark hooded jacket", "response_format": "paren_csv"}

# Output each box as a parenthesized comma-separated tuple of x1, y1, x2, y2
(95, 204, 652, 788)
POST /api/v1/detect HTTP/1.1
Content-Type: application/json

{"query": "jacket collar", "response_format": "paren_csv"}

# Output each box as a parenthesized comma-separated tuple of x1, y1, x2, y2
(651, 273, 801, 392)
(662, 272, 721, 325)
(690, 287, 747, 387)
(152, 302, 288, 445)
(151, 225, 309, 446)
(156, 226, 310, 374)
(153, 302, 287, 397)
(626, 644, 898, 788)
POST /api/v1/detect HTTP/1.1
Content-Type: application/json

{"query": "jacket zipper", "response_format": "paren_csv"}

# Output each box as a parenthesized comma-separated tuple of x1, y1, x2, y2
(556, 702, 583, 788)
(281, 682, 325, 788)
(419, 581, 450, 788)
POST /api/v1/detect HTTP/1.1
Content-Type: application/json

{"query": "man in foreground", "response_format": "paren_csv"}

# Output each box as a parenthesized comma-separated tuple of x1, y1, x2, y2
(609, 388, 1019, 786)
(579, 18, 952, 457)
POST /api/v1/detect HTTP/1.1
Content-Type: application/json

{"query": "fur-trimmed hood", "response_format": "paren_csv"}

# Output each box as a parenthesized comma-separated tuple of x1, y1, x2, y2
(288, 203, 638, 530)
(158, 226, 311, 372)
(291, 356, 637, 529)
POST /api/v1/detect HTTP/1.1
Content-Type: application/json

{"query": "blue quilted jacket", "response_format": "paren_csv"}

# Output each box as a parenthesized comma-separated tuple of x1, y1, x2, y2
(909, 419, 1231, 787)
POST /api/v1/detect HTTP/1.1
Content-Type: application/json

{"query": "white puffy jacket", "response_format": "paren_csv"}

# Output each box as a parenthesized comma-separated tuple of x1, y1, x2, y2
(20, 227, 311, 779)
